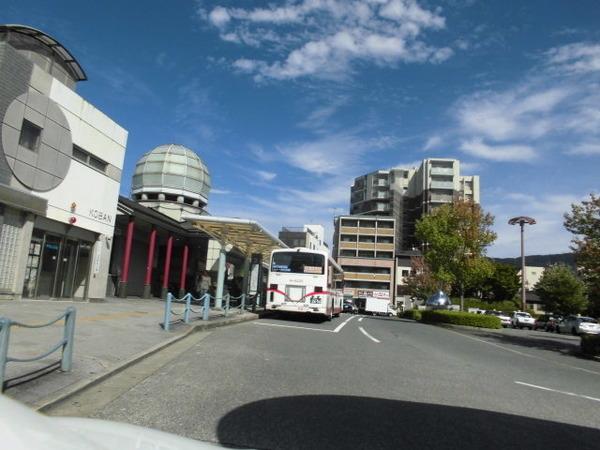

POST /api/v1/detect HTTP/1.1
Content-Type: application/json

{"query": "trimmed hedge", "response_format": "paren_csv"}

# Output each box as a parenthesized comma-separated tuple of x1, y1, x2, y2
(420, 310, 502, 329)
(401, 309, 422, 321)
(581, 334, 600, 356)
(461, 298, 520, 314)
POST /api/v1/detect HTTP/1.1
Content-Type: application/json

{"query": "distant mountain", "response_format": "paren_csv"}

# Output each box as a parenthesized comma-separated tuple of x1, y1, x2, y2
(493, 253, 576, 269)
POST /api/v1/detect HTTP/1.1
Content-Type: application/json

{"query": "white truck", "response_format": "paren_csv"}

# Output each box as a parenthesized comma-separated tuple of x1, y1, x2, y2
(365, 297, 393, 316)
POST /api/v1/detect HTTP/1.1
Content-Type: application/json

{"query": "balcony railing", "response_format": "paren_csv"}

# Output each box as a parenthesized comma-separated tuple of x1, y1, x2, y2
(430, 167, 454, 176)
(430, 180, 454, 189)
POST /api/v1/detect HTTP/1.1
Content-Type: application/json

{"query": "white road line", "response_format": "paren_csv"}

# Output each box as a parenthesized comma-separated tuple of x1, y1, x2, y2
(254, 322, 334, 333)
(442, 328, 600, 376)
(359, 326, 380, 343)
(515, 381, 600, 403)
(333, 315, 356, 333)
(358, 317, 364, 322)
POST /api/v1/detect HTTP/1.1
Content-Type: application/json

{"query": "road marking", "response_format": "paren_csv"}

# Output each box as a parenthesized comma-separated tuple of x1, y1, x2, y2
(515, 381, 600, 403)
(255, 315, 356, 334)
(359, 326, 380, 343)
(358, 317, 364, 322)
(254, 322, 334, 332)
(333, 315, 355, 333)
(441, 328, 600, 376)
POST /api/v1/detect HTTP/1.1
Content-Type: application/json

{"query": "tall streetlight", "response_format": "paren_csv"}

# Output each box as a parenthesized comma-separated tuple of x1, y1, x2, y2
(508, 216, 536, 311)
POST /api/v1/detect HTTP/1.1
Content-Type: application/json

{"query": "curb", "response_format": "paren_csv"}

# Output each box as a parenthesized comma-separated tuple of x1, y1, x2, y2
(34, 312, 258, 412)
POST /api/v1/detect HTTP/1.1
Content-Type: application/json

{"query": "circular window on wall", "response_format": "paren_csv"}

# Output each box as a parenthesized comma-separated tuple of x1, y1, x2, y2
(1, 91, 72, 191)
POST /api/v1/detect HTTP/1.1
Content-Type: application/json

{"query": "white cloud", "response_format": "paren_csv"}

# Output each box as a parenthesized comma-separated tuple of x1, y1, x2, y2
(455, 86, 572, 142)
(460, 139, 537, 162)
(278, 132, 395, 175)
(256, 170, 277, 182)
(546, 42, 600, 74)
(202, 0, 453, 81)
(423, 135, 442, 151)
(448, 44, 600, 162)
(211, 188, 231, 195)
(393, 160, 421, 169)
(567, 142, 600, 155)
(208, 6, 230, 28)
(488, 192, 584, 257)
(459, 161, 481, 173)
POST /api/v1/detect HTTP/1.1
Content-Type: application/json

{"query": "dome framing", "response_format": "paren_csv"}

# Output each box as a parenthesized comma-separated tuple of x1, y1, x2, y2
(131, 144, 211, 207)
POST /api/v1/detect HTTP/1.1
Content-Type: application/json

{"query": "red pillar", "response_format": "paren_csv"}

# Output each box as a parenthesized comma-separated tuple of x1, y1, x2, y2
(179, 244, 189, 297)
(118, 217, 135, 297)
(143, 227, 157, 298)
(161, 235, 173, 297)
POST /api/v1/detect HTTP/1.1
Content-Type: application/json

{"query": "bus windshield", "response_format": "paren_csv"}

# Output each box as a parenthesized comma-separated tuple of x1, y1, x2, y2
(271, 252, 325, 275)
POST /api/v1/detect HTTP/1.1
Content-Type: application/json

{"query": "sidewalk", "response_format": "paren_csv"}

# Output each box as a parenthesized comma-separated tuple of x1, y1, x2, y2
(0, 297, 257, 408)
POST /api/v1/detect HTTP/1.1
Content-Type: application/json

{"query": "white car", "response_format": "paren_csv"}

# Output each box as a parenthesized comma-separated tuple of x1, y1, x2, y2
(558, 315, 600, 335)
(511, 311, 535, 329)
(485, 310, 511, 327)
(0, 395, 220, 450)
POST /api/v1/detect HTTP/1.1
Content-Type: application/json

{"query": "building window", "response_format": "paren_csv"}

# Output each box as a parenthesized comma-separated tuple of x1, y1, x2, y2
(19, 119, 42, 151)
(72, 145, 87, 162)
(358, 250, 375, 258)
(402, 270, 409, 277)
(340, 250, 356, 257)
(72, 145, 108, 173)
(89, 155, 108, 172)
(376, 252, 393, 259)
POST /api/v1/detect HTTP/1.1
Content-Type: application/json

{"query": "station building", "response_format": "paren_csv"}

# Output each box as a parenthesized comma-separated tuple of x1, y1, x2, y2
(0, 25, 127, 301)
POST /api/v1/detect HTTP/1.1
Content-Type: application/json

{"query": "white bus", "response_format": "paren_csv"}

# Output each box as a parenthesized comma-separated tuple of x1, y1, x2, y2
(267, 248, 344, 320)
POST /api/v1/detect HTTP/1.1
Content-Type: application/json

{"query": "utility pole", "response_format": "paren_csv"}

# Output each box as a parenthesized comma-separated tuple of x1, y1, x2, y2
(509, 216, 536, 311)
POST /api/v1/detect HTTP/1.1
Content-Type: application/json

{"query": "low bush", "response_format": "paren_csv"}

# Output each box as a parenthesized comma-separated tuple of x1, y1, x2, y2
(420, 310, 502, 329)
(581, 334, 600, 356)
(401, 309, 422, 320)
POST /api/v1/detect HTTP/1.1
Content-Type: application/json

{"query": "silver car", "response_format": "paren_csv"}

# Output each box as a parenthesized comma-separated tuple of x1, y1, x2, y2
(557, 315, 600, 335)
(511, 311, 535, 329)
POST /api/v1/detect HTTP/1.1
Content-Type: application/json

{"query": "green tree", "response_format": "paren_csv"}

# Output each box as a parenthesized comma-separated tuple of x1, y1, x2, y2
(534, 264, 587, 315)
(415, 201, 497, 310)
(564, 194, 600, 317)
(481, 262, 520, 301)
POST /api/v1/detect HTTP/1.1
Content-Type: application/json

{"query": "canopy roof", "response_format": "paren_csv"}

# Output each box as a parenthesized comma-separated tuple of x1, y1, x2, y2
(0, 24, 87, 81)
(183, 215, 287, 262)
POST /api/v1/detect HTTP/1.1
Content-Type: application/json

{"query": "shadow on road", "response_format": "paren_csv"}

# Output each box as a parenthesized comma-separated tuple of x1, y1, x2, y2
(468, 329, 581, 357)
(217, 395, 600, 449)
(263, 312, 331, 324)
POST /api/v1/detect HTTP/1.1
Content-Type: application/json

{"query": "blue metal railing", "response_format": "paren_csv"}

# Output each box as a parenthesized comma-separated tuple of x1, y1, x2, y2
(161, 292, 250, 331)
(0, 307, 76, 392)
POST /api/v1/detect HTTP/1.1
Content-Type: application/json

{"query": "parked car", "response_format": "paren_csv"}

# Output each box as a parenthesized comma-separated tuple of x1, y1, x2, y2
(533, 314, 560, 332)
(485, 310, 511, 327)
(343, 302, 357, 314)
(557, 315, 600, 335)
(511, 311, 535, 329)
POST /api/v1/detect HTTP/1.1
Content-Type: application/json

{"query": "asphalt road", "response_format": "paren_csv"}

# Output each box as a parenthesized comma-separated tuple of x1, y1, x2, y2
(54, 314, 600, 449)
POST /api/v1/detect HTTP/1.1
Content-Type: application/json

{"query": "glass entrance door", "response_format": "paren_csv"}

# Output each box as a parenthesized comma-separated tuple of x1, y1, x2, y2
(56, 239, 78, 298)
(28, 233, 92, 299)
(37, 235, 61, 298)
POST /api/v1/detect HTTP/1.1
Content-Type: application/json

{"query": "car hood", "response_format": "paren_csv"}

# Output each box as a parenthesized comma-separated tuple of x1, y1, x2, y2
(0, 395, 228, 450)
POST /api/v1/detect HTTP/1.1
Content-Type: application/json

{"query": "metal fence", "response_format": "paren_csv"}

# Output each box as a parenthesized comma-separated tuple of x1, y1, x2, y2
(0, 307, 76, 392)
(162, 292, 254, 331)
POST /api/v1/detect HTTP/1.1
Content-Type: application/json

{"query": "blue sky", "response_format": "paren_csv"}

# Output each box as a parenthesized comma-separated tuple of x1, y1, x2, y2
(5, 0, 600, 257)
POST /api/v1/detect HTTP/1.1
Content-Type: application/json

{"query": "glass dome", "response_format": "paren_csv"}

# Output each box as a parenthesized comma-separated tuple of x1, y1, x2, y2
(131, 144, 211, 206)
(425, 291, 452, 307)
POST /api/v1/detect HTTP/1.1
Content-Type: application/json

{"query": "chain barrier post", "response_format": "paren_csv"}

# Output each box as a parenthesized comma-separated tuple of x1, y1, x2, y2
(163, 292, 172, 331)
(225, 293, 230, 317)
(61, 307, 76, 372)
(203, 293, 210, 321)
(241, 293, 245, 313)
(0, 318, 11, 392)
(184, 293, 191, 324)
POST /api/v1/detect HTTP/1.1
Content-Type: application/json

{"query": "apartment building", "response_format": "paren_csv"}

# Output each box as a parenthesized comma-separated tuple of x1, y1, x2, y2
(278, 224, 328, 252)
(333, 215, 396, 302)
(350, 159, 480, 252)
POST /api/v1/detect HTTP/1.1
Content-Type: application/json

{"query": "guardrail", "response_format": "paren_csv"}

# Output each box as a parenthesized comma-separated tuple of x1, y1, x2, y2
(161, 292, 256, 331)
(0, 307, 76, 392)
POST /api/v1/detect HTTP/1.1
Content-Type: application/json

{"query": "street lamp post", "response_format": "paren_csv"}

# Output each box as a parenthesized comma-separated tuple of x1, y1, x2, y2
(508, 216, 536, 312)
